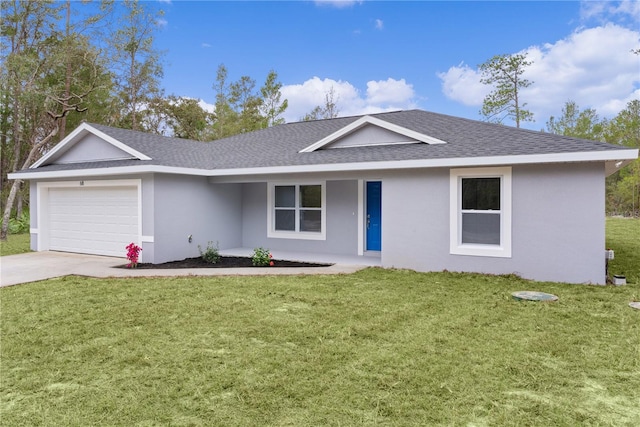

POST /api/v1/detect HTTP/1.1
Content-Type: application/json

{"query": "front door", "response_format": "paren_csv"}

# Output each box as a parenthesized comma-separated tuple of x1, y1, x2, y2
(366, 181, 381, 251)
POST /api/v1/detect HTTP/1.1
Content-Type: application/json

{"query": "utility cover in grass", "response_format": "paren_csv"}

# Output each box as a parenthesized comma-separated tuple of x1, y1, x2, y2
(512, 291, 559, 302)
(629, 302, 640, 310)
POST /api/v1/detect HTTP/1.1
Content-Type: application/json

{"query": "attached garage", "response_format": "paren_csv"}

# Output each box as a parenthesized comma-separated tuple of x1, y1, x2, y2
(37, 180, 141, 258)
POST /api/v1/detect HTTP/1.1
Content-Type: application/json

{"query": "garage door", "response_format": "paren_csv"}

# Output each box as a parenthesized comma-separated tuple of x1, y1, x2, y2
(48, 185, 139, 257)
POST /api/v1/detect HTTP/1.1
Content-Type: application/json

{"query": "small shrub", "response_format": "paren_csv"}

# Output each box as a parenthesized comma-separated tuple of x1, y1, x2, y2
(198, 241, 220, 264)
(0, 211, 30, 234)
(125, 242, 142, 268)
(252, 247, 273, 266)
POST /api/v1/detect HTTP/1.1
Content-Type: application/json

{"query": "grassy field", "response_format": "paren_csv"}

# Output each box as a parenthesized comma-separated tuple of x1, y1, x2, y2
(1, 219, 639, 426)
(0, 233, 30, 257)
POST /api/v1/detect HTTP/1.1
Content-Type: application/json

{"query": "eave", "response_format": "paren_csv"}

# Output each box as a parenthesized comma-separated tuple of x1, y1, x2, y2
(9, 148, 638, 181)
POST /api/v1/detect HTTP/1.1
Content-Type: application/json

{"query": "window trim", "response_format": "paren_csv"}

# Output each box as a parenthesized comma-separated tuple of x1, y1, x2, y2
(267, 181, 326, 240)
(450, 167, 512, 258)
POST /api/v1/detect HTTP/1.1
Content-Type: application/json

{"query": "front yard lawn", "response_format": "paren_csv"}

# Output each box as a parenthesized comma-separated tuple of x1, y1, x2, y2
(0, 233, 30, 257)
(1, 217, 639, 426)
(2, 268, 639, 426)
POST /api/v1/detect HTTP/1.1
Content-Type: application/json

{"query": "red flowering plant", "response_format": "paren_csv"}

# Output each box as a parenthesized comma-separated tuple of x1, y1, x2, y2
(252, 247, 274, 266)
(125, 242, 142, 268)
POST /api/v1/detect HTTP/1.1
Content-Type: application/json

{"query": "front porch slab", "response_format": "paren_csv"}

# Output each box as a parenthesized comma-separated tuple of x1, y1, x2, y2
(220, 248, 382, 267)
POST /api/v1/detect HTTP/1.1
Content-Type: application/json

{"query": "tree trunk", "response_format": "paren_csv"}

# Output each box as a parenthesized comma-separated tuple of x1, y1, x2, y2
(59, 0, 73, 140)
(1, 125, 59, 240)
(16, 189, 23, 218)
(130, 53, 137, 130)
(0, 179, 22, 240)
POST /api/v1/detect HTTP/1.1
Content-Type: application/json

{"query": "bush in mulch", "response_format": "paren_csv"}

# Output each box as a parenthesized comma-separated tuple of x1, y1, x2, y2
(118, 256, 332, 269)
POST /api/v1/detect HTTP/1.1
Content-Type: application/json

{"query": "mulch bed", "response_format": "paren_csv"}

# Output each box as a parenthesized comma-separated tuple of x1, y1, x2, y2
(120, 256, 332, 269)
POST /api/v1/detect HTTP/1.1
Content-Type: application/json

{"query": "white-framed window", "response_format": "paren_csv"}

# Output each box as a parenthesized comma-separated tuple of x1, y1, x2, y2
(267, 182, 326, 240)
(450, 167, 512, 258)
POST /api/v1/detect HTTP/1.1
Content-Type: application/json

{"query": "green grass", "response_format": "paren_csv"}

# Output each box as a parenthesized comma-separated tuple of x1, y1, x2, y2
(0, 233, 30, 257)
(606, 217, 640, 284)
(1, 218, 639, 426)
(2, 271, 639, 426)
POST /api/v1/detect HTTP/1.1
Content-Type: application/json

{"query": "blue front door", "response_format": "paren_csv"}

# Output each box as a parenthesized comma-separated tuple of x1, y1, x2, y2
(366, 181, 382, 251)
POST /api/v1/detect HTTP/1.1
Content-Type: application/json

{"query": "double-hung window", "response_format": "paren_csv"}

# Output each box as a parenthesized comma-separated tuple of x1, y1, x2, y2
(450, 167, 511, 257)
(268, 182, 326, 240)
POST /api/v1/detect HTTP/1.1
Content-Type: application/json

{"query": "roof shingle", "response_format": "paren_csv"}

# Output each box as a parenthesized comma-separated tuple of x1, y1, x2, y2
(18, 109, 636, 175)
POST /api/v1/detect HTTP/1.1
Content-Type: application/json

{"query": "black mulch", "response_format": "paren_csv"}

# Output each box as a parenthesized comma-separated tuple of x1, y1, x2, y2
(119, 256, 332, 269)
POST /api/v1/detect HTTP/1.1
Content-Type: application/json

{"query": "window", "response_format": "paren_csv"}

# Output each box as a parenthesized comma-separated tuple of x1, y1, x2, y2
(450, 167, 511, 257)
(268, 182, 326, 240)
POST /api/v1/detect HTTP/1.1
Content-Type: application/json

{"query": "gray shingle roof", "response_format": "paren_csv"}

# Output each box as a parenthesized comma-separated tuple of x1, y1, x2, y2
(18, 109, 635, 175)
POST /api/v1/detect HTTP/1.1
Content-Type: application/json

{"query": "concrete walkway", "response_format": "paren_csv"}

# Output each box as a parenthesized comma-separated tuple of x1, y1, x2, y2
(0, 251, 369, 287)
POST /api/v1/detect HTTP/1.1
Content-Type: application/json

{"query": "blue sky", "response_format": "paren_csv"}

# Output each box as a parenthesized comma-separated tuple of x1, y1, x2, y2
(151, 0, 639, 129)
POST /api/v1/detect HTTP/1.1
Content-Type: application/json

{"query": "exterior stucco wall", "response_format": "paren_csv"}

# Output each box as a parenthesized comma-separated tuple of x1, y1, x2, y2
(152, 174, 242, 264)
(382, 163, 606, 284)
(26, 161, 606, 284)
(241, 180, 359, 255)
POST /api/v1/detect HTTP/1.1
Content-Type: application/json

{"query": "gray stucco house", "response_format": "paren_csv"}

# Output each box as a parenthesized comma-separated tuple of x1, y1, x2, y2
(10, 109, 638, 284)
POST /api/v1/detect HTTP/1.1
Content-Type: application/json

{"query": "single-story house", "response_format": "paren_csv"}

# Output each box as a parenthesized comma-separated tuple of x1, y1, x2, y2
(9, 109, 638, 284)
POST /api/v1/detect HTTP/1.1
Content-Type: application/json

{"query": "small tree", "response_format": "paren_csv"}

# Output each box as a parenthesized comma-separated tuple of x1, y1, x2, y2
(260, 70, 288, 127)
(546, 100, 606, 141)
(302, 86, 340, 121)
(109, 0, 164, 131)
(211, 65, 288, 139)
(479, 53, 534, 127)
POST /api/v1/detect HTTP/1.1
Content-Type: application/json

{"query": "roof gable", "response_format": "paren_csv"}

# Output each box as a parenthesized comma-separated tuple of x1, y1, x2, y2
(30, 122, 151, 168)
(299, 115, 447, 153)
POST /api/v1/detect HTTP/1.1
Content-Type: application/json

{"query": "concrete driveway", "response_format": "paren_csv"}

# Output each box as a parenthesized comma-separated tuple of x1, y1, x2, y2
(0, 251, 367, 287)
(0, 252, 125, 287)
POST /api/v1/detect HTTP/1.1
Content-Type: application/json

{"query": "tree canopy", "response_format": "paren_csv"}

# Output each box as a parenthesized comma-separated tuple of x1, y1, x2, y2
(211, 64, 288, 139)
(545, 100, 606, 141)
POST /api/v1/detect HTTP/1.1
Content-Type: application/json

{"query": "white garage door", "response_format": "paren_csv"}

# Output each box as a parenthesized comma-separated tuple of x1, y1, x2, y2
(48, 185, 139, 257)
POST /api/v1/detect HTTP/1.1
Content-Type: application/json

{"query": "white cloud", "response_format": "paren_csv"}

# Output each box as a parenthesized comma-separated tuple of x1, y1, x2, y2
(314, 0, 363, 8)
(201, 43, 212, 48)
(580, 0, 640, 23)
(197, 99, 215, 114)
(157, 18, 168, 27)
(374, 19, 384, 30)
(524, 24, 640, 118)
(366, 78, 414, 104)
(437, 63, 488, 107)
(438, 23, 640, 124)
(280, 76, 417, 122)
